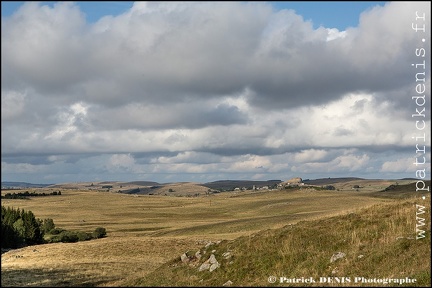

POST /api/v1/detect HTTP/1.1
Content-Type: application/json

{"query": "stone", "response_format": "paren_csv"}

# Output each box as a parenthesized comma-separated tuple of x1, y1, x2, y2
(209, 262, 220, 272)
(180, 253, 189, 263)
(198, 263, 211, 272)
(330, 252, 346, 263)
(208, 254, 218, 264)
(222, 252, 232, 259)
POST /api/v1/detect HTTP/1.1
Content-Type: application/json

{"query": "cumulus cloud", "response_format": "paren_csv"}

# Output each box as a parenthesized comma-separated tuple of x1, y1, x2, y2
(1, 1, 430, 183)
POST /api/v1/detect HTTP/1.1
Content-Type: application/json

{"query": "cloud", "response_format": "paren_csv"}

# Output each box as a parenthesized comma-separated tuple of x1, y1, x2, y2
(1, 90, 26, 120)
(293, 149, 329, 163)
(87, 101, 248, 130)
(4, 2, 429, 109)
(1, 1, 430, 183)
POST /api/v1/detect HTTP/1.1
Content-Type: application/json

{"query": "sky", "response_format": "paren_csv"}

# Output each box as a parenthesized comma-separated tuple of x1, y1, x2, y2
(1, 1, 431, 184)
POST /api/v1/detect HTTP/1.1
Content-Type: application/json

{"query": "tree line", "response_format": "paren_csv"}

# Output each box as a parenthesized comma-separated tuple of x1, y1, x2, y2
(1, 205, 106, 249)
(1, 191, 62, 199)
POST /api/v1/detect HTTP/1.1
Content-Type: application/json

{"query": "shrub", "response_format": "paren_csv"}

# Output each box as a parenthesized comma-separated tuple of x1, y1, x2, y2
(58, 231, 79, 243)
(77, 231, 92, 241)
(92, 227, 107, 239)
(49, 228, 65, 235)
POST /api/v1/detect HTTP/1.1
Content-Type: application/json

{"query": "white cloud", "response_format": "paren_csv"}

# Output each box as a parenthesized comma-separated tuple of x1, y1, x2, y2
(1, 1, 430, 183)
(381, 154, 431, 173)
(293, 149, 329, 163)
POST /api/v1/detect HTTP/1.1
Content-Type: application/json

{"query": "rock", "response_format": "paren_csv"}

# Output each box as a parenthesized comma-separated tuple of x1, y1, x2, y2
(198, 263, 211, 272)
(195, 250, 202, 260)
(180, 252, 189, 263)
(287, 177, 303, 183)
(198, 254, 220, 272)
(209, 262, 220, 272)
(222, 252, 232, 259)
(223, 280, 233, 286)
(280, 177, 303, 186)
(208, 254, 218, 264)
(330, 252, 346, 263)
(357, 255, 364, 259)
(208, 254, 220, 271)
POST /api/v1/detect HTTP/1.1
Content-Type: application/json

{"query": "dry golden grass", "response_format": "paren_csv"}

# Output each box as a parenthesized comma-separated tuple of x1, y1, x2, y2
(43, 181, 211, 196)
(0, 180, 423, 286)
(1, 235, 203, 287)
(324, 179, 415, 192)
(152, 182, 211, 196)
(133, 198, 430, 287)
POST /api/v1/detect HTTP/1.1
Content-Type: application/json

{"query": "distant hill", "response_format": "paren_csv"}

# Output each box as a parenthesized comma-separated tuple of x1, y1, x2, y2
(121, 185, 163, 195)
(202, 180, 282, 191)
(3, 178, 425, 192)
(122, 181, 160, 186)
(370, 180, 431, 199)
(120, 182, 213, 196)
(1, 182, 53, 188)
(303, 177, 365, 186)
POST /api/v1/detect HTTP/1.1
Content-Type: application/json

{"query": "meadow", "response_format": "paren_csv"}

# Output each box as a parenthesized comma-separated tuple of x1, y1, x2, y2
(1, 179, 430, 286)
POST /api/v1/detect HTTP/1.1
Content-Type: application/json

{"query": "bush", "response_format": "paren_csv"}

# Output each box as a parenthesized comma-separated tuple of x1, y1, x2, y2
(92, 227, 107, 239)
(77, 231, 92, 241)
(58, 231, 79, 243)
(49, 228, 65, 235)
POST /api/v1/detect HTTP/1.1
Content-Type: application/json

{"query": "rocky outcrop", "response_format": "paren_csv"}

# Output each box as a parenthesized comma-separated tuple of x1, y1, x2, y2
(198, 254, 220, 272)
(279, 177, 303, 188)
(179, 241, 233, 275)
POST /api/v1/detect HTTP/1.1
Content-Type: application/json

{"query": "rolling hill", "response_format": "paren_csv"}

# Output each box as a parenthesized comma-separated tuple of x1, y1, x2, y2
(1, 179, 430, 287)
(202, 180, 282, 190)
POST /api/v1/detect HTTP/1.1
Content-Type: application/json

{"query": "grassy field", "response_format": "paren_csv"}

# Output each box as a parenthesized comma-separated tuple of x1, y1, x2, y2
(1, 179, 430, 286)
(132, 198, 430, 287)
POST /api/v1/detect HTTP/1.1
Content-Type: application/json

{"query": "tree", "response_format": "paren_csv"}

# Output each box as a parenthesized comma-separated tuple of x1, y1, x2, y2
(20, 209, 44, 245)
(42, 218, 56, 234)
(1, 206, 44, 248)
(12, 219, 26, 246)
